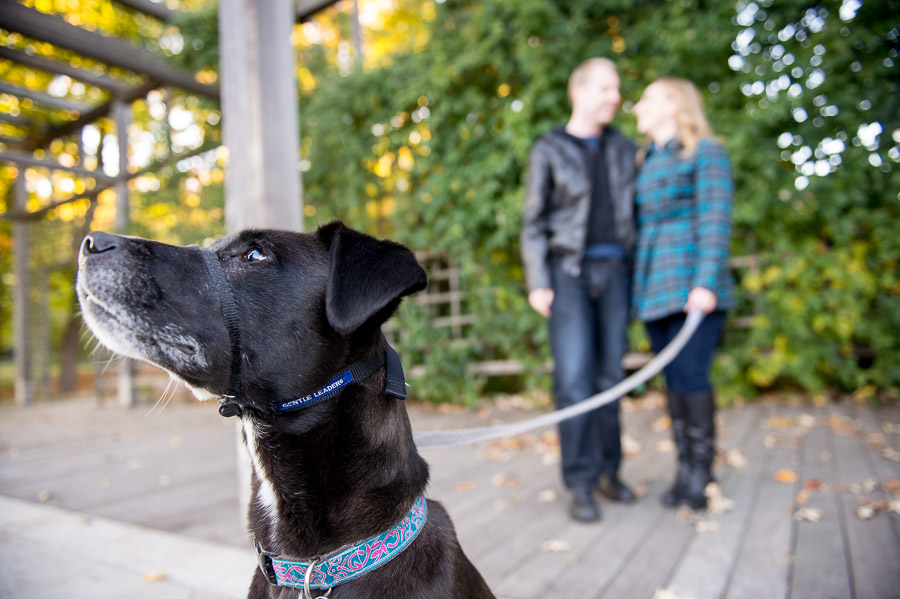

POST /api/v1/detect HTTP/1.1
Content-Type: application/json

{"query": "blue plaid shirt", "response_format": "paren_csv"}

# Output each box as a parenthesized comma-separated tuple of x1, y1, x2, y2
(632, 138, 734, 322)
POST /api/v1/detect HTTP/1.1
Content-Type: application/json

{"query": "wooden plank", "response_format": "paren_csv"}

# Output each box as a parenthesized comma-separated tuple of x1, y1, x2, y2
(721, 406, 801, 599)
(656, 403, 770, 599)
(830, 404, 900, 599)
(789, 410, 853, 599)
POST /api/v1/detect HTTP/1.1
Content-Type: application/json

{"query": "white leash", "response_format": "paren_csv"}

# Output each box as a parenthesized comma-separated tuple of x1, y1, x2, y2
(413, 309, 705, 450)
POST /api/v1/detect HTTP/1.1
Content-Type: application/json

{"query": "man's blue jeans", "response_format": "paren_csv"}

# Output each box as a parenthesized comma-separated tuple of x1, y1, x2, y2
(549, 257, 629, 489)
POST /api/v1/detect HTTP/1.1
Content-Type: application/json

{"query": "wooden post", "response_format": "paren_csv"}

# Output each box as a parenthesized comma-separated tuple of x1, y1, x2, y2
(13, 171, 33, 406)
(351, 0, 363, 69)
(113, 99, 137, 408)
(218, 0, 302, 232)
(218, 0, 303, 521)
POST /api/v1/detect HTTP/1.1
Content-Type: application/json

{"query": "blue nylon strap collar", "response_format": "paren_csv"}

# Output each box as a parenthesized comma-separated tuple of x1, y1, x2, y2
(273, 345, 407, 413)
(256, 494, 428, 590)
(202, 247, 407, 418)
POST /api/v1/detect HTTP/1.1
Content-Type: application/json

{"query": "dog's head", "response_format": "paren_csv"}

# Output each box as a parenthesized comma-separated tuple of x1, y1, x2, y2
(76, 221, 427, 410)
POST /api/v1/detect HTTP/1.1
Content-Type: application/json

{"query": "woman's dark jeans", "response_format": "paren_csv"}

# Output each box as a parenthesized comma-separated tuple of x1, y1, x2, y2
(644, 310, 726, 394)
(549, 258, 629, 490)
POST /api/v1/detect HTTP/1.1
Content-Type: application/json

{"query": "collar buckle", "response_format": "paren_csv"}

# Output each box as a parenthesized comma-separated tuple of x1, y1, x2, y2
(218, 396, 243, 418)
(255, 542, 278, 585)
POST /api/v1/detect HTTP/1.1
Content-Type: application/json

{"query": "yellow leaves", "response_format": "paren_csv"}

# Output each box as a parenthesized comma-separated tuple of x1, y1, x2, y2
(497, 83, 511, 98)
(374, 153, 393, 178)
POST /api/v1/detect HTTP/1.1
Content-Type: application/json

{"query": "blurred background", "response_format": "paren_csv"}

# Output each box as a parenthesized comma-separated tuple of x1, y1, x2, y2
(0, 0, 898, 408)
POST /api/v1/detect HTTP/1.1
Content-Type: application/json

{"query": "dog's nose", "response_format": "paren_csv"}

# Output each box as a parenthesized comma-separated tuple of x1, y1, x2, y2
(81, 232, 118, 255)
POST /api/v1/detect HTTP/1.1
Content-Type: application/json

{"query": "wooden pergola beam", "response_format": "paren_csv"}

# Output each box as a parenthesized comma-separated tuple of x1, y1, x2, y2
(0, 46, 134, 96)
(0, 0, 219, 100)
(0, 112, 32, 127)
(19, 80, 157, 152)
(0, 138, 222, 222)
(0, 150, 115, 182)
(112, 0, 175, 22)
(296, 0, 340, 22)
(0, 81, 93, 113)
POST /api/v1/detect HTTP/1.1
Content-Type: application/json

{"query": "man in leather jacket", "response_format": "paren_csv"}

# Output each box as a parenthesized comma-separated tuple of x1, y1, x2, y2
(521, 58, 638, 522)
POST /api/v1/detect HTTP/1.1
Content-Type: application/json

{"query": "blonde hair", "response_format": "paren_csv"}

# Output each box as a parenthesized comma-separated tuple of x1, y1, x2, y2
(568, 57, 618, 98)
(654, 77, 715, 157)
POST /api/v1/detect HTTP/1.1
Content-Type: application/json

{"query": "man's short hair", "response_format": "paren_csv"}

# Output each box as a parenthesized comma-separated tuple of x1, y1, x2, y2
(568, 57, 618, 97)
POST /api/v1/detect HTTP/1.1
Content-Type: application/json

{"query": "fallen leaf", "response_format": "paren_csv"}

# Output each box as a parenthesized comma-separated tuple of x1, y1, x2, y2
(622, 434, 643, 457)
(856, 505, 875, 520)
(795, 489, 810, 506)
(456, 481, 475, 492)
(492, 474, 521, 489)
(652, 415, 672, 432)
(539, 539, 572, 553)
(882, 477, 900, 493)
(774, 468, 799, 484)
(656, 439, 676, 453)
(805, 478, 823, 491)
(694, 519, 720, 533)
(437, 404, 464, 415)
(36, 489, 53, 503)
(863, 478, 877, 493)
(653, 586, 695, 599)
(768, 416, 794, 430)
(798, 414, 816, 429)
(794, 507, 823, 522)
(705, 483, 734, 514)
(142, 572, 168, 583)
(764, 434, 777, 449)
(882, 448, 900, 462)
(726, 448, 748, 469)
(634, 486, 649, 499)
(537, 488, 557, 503)
(833, 483, 848, 494)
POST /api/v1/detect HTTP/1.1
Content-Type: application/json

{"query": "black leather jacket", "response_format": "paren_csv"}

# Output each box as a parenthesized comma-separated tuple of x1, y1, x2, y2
(521, 126, 638, 291)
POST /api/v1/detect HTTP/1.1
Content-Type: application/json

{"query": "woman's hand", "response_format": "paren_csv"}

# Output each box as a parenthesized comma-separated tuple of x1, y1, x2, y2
(528, 288, 555, 318)
(685, 287, 717, 314)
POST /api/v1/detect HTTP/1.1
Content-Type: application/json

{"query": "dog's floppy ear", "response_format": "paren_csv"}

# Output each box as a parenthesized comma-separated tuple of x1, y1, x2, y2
(319, 221, 428, 335)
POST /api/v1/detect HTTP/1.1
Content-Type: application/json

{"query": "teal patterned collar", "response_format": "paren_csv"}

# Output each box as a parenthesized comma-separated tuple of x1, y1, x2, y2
(255, 495, 428, 593)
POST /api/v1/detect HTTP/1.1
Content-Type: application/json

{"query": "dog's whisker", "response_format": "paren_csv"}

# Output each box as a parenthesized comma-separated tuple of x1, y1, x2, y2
(145, 376, 175, 419)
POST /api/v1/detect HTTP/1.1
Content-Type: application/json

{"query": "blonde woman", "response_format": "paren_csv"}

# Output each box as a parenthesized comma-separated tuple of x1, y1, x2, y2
(632, 78, 734, 510)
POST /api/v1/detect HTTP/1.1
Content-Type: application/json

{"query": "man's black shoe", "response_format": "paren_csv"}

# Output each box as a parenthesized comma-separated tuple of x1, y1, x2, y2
(598, 474, 637, 503)
(568, 485, 601, 522)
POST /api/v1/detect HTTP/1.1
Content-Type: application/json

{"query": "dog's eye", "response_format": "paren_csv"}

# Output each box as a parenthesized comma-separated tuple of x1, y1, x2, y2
(243, 248, 267, 263)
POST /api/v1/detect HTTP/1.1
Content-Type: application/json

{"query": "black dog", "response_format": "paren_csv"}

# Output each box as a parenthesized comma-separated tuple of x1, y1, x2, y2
(76, 222, 494, 599)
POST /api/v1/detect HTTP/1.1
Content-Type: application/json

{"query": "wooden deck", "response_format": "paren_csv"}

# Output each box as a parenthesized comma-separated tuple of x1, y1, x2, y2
(1, 392, 899, 599)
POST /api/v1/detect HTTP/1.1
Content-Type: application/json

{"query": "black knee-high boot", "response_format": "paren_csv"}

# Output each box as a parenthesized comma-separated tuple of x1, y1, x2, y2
(661, 390, 691, 507)
(679, 389, 716, 510)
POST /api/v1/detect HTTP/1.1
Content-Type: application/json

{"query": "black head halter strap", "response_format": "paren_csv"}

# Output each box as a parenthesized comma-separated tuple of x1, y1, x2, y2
(201, 248, 407, 419)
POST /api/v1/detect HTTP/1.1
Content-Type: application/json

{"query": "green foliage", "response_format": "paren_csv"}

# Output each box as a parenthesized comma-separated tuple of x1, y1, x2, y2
(298, 0, 899, 402)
